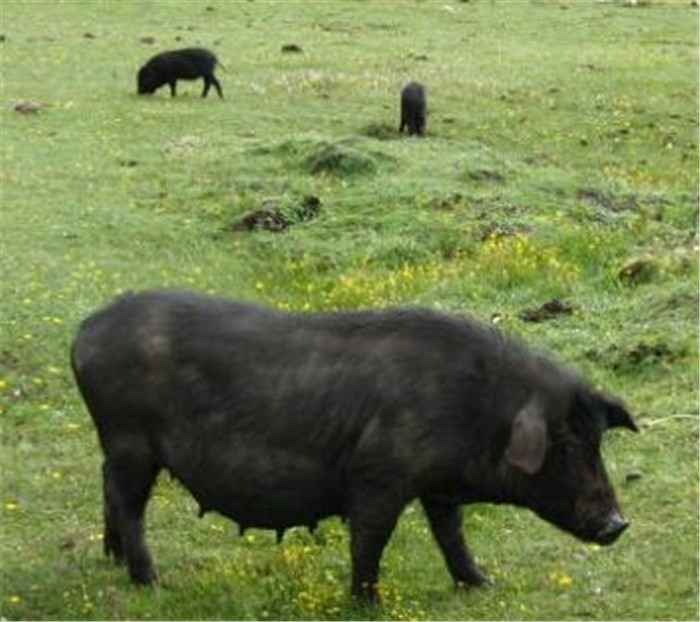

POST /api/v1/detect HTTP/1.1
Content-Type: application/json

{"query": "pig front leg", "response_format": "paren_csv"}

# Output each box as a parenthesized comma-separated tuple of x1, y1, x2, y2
(421, 497, 490, 588)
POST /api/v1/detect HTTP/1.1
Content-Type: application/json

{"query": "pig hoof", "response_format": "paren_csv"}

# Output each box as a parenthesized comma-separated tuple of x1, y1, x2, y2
(103, 538, 124, 563)
(456, 572, 492, 590)
(351, 582, 380, 603)
(130, 567, 158, 587)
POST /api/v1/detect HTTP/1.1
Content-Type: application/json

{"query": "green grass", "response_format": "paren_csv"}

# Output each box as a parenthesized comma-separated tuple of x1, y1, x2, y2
(1, 0, 698, 619)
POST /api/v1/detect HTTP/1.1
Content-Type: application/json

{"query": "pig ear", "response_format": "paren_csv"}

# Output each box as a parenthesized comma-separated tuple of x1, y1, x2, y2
(506, 397, 548, 475)
(602, 396, 639, 433)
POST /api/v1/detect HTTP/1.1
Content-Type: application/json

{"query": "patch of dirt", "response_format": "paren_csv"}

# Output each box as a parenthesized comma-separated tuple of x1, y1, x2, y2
(618, 257, 658, 285)
(577, 188, 638, 212)
(234, 204, 288, 233)
(232, 195, 321, 233)
(466, 168, 505, 184)
(479, 221, 530, 241)
(518, 299, 575, 323)
(585, 340, 686, 373)
(290, 195, 321, 222)
(429, 192, 466, 211)
(625, 342, 676, 365)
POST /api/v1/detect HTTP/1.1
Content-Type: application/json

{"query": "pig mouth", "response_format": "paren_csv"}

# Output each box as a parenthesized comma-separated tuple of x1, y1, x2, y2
(580, 510, 630, 546)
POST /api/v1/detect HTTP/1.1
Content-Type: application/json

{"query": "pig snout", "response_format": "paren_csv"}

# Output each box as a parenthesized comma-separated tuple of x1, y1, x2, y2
(594, 511, 629, 545)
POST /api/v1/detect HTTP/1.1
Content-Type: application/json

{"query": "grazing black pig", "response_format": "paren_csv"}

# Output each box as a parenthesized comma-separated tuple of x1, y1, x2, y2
(137, 47, 223, 98)
(71, 289, 637, 600)
(399, 81, 427, 136)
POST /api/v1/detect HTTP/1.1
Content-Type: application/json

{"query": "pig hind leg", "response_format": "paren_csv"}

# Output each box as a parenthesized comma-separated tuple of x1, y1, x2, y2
(102, 444, 160, 585)
(202, 74, 223, 99)
(421, 497, 490, 587)
(103, 461, 124, 562)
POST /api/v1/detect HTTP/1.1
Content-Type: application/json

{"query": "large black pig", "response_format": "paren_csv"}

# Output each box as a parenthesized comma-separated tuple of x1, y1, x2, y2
(399, 81, 427, 136)
(137, 48, 223, 99)
(70, 289, 637, 600)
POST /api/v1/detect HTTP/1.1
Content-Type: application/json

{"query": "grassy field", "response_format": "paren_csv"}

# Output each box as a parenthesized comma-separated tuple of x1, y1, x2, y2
(1, 0, 698, 619)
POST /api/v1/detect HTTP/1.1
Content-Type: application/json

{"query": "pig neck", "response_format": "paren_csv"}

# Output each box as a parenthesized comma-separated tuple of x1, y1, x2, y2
(455, 411, 535, 507)
(458, 455, 517, 505)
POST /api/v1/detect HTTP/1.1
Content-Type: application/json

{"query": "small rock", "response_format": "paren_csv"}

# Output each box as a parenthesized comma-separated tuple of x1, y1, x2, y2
(140, 36, 156, 45)
(83, 32, 95, 39)
(14, 100, 42, 114)
(467, 169, 505, 184)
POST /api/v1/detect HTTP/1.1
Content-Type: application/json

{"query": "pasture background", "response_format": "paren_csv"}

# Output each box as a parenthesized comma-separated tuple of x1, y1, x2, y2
(0, 0, 698, 619)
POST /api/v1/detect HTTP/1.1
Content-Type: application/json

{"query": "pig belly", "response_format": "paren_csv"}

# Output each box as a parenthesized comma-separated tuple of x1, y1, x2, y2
(165, 442, 344, 529)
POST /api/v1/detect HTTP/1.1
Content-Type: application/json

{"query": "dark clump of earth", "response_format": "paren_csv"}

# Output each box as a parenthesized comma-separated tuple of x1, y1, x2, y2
(236, 206, 288, 232)
(233, 196, 321, 233)
(618, 257, 659, 285)
(518, 299, 575, 323)
(577, 188, 638, 212)
(625, 341, 675, 365)
(584, 340, 683, 374)
(467, 168, 505, 184)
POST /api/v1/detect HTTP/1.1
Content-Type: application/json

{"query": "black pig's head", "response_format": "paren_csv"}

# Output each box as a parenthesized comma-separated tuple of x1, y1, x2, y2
(506, 387, 638, 546)
(137, 65, 158, 95)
